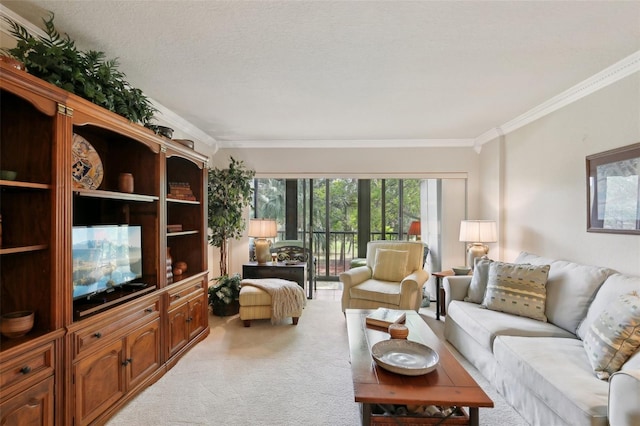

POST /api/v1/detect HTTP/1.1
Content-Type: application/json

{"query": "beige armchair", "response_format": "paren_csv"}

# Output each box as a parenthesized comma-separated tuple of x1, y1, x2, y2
(339, 241, 429, 312)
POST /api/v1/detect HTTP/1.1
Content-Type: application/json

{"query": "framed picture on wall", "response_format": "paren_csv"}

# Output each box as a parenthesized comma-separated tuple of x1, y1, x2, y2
(586, 142, 640, 234)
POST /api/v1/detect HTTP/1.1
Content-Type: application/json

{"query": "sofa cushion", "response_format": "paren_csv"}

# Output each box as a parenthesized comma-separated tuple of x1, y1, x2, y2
(482, 262, 550, 321)
(494, 335, 609, 425)
(447, 300, 574, 353)
(577, 273, 640, 340)
(372, 249, 408, 282)
(583, 291, 640, 380)
(465, 257, 493, 303)
(515, 252, 613, 333)
(349, 279, 402, 305)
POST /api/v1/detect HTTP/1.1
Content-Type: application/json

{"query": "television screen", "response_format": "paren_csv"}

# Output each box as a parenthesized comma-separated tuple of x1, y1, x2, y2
(72, 225, 142, 300)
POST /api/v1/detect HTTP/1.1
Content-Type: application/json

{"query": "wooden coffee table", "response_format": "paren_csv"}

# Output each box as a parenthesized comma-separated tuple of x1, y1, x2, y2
(346, 309, 493, 425)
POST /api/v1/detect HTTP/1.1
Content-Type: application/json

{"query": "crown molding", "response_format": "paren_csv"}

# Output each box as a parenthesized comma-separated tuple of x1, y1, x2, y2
(219, 138, 475, 149)
(0, 5, 45, 37)
(474, 50, 640, 149)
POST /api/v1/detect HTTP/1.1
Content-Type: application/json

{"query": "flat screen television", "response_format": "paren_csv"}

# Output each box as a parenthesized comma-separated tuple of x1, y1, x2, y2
(72, 225, 142, 300)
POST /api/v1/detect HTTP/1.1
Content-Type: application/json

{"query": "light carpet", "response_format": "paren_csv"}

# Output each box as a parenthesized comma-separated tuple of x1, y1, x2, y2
(108, 300, 528, 426)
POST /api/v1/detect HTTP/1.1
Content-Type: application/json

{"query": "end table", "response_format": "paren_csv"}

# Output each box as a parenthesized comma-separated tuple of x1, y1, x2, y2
(431, 270, 455, 320)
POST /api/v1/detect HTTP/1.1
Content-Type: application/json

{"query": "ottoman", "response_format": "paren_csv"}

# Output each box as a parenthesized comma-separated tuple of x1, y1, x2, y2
(239, 280, 303, 327)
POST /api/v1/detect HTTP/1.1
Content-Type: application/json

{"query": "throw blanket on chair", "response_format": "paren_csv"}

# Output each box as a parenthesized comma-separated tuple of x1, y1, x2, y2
(241, 278, 306, 323)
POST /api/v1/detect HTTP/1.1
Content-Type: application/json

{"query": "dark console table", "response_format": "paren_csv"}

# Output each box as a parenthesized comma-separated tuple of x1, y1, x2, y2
(242, 262, 307, 293)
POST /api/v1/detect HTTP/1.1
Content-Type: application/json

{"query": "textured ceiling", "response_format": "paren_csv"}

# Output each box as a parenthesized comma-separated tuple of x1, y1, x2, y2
(2, 1, 640, 148)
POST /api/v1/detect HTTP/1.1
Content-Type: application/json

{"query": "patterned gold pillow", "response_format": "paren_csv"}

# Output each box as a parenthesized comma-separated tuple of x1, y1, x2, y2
(583, 291, 640, 380)
(482, 262, 550, 321)
(372, 249, 409, 282)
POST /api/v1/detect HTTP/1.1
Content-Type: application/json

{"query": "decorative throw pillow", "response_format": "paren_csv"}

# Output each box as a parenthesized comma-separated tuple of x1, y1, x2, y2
(372, 249, 409, 282)
(482, 262, 550, 321)
(583, 291, 640, 380)
(465, 256, 493, 303)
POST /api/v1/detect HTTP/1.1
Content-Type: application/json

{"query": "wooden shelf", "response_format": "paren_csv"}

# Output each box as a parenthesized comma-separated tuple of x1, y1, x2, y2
(73, 188, 159, 202)
(0, 180, 51, 190)
(166, 197, 200, 205)
(167, 230, 199, 237)
(0, 244, 48, 255)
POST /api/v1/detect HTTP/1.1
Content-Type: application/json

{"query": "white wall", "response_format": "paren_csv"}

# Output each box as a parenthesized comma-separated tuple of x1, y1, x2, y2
(480, 73, 640, 275)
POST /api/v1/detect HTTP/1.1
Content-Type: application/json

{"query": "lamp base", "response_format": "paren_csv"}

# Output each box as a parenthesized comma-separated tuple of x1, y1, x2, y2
(467, 243, 489, 269)
(254, 238, 271, 264)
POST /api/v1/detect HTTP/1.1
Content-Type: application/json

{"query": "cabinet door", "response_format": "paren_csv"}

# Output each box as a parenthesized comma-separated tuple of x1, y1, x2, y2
(167, 302, 190, 358)
(188, 293, 206, 340)
(0, 377, 54, 426)
(125, 317, 161, 389)
(74, 339, 125, 426)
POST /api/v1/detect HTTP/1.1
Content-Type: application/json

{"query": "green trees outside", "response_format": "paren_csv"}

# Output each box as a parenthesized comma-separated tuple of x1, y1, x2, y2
(253, 177, 423, 276)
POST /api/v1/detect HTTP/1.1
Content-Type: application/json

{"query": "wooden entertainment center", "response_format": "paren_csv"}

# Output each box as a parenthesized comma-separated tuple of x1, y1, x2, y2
(0, 62, 210, 425)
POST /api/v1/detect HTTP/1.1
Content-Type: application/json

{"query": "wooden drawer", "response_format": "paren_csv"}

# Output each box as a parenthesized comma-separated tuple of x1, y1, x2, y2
(0, 343, 54, 398)
(168, 279, 205, 307)
(73, 299, 159, 358)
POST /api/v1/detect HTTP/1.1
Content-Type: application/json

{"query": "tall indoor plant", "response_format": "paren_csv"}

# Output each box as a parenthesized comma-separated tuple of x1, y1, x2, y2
(208, 157, 255, 276)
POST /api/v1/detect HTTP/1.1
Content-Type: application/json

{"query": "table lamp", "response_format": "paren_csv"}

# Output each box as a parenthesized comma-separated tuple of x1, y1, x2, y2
(407, 221, 421, 240)
(248, 219, 277, 264)
(459, 220, 497, 269)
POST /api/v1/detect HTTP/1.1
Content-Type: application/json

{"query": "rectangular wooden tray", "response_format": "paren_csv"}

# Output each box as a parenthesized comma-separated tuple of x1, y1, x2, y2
(370, 407, 469, 425)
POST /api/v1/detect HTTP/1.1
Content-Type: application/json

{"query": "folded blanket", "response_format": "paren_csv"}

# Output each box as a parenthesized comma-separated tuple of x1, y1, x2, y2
(241, 278, 306, 323)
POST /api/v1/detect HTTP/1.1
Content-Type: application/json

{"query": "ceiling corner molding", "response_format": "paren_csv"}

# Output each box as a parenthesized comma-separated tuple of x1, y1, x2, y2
(149, 99, 218, 149)
(219, 138, 475, 149)
(475, 49, 640, 148)
(0, 5, 46, 38)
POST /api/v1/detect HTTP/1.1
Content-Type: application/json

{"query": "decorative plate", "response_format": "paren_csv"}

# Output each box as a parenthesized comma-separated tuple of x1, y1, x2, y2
(72, 133, 103, 189)
(371, 340, 439, 376)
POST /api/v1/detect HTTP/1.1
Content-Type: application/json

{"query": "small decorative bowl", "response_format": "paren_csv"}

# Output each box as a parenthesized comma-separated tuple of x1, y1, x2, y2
(156, 126, 174, 139)
(0, 170, 17, 181)
(173, 139, 194, 149)
(1, 310, 34, 338)
(452, 266, 471, 275)
(388, 323, 409, 339)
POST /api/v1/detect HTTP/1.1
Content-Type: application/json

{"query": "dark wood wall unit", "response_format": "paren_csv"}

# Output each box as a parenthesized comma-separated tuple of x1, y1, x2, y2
(0, 62, 210, 426)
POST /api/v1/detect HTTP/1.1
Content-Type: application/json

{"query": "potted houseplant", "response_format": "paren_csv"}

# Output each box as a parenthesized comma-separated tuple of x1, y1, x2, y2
(208, 274, 242, 316)
(2, 14, 156, 125)
(208, 157, 255, 276)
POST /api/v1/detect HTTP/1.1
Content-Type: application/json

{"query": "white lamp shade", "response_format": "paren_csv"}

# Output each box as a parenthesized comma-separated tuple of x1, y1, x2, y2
(248, 219, 277, 238)
(459, 220, 497, 243)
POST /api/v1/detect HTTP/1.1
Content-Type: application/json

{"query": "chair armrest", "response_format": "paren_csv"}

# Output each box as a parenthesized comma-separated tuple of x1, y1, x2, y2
(443, 276, 472, 308)
(400, 269, 430, 311)
(608, 369, 640, 425)
(339, 266, 371, 290)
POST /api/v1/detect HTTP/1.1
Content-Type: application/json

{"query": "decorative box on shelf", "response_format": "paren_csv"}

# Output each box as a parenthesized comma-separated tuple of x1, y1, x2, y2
(167, 181, 196, 201)
(167, 224, 183, 233)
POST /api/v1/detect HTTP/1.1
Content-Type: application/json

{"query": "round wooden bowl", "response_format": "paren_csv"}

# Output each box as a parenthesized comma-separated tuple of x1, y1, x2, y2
(174, 261, 187, 273)
(1, 310, 34, 338)
(388, 323, 409, 339)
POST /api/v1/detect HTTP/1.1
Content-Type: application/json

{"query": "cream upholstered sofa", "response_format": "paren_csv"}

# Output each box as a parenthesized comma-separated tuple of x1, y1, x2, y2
(443, 252, 640, 426)
(339, 241, 429, 312)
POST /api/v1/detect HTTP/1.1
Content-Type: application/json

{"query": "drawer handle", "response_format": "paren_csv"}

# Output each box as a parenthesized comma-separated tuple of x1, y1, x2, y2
(122, 358, 132, 366)
(20, 366, 32, 374)
(186, 317, 192, 323)
(173, 294, 181, 299)
(94, 332, 102, 338)
(145, 308, 153, 313)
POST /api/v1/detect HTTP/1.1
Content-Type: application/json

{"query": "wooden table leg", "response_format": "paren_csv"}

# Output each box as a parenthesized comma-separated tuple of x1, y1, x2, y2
(360, 403, 371, 426)
(469, 407, 479, 426)
(435, 276, 442, 320)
